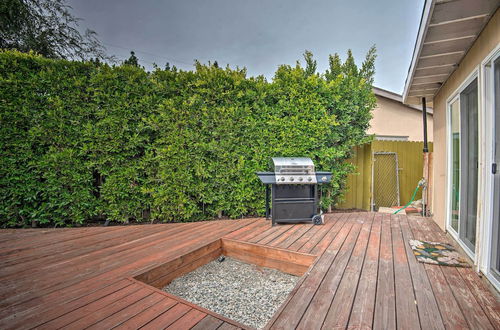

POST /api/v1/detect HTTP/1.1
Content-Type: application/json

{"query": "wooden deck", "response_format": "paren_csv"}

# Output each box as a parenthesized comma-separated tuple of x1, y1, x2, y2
(0, 213, 499, 329)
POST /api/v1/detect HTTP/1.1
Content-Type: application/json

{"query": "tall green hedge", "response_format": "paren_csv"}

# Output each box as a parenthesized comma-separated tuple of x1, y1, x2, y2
(0, 49, 376, 227)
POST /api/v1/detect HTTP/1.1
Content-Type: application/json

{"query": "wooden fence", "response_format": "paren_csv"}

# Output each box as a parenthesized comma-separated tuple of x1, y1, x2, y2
(336, 140, 434, 211)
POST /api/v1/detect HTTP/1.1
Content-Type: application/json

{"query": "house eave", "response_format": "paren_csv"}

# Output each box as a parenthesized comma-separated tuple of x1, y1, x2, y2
(402, 0, 500, 106)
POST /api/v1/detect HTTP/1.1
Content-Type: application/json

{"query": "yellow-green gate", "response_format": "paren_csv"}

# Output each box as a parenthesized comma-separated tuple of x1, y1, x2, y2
(336, 140, 433, 211)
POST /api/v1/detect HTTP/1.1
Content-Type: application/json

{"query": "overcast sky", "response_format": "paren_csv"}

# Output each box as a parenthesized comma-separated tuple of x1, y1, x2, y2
(69, 0, 425, 94)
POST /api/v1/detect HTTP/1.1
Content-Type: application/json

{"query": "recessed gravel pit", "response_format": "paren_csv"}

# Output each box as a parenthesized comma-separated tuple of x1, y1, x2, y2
(163, 256, 299, 329)
(134, 238, 316, 328)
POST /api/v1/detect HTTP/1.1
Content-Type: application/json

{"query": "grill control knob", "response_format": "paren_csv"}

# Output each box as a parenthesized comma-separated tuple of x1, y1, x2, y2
(290, 177, 294, 181)
(280, 177, 285, 181)
(299, 177, 303, 182)
(307, 177, 312, 182)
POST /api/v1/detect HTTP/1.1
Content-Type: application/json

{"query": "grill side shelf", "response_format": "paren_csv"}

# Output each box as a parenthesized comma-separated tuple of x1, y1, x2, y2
(256, 172, 276, 184)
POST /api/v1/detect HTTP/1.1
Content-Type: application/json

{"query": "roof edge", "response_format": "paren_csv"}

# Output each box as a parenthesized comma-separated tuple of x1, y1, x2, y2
(402, 0, 435, 104)
(373, 86, 433, 114)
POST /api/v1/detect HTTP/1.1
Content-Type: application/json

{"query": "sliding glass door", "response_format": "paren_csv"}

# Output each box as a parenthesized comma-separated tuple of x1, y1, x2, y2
(448, 77, 479, 253)
(491, 56, 500, 279)
(460, 79, 479, 251)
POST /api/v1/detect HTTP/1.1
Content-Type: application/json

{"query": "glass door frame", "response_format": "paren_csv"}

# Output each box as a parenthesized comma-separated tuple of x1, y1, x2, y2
(445, 69, 479, 260)
(479, 44, 500, 291)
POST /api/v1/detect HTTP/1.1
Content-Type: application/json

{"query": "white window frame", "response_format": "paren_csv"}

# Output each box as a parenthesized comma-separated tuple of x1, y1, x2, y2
(445, 68, 479, 261)
(479, 42, 500, 292)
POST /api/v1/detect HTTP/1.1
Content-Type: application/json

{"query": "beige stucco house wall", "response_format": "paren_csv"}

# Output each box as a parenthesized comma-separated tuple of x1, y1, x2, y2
(432, 9, 500, 231)
(402, 0, 500, 290)
(368, 89, 433, 141)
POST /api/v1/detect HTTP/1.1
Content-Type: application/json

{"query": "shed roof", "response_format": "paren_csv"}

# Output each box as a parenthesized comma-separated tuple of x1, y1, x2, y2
(373, 87, 433, 114)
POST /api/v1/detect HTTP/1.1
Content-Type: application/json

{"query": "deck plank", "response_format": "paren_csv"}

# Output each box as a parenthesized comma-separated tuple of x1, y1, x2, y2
(391, 214, 421, 329)
(221, 218, 263, 241)
(302, 212, 345, 254)
(0, 224, 182, 277)
(246, 225, 280, 243)
(268, 224, 304, 247)
(45, 286, 150, 330)
(287, 222, 324, 251)
(348, 212, 382, 329)
(140, 303, 191, 329)
(165, 309, 207, 329)
(275, 224, 314, 249)
(257, 225, 295, 245)
(322, 213, 373, 329)
(85, 292, 165, 329)
(113, 297, 177, 329)
(373, 213, 396, 330)
(33, 284, 141, 329)
(457, 267, 500, 329)
(296, 219, 363, 329)
(190, 315, 224, 330)
(407, 216, 470, 329)
(415, 216, 496, 329)
(398, 215, 445, 330)
(9, 279, 133, 329)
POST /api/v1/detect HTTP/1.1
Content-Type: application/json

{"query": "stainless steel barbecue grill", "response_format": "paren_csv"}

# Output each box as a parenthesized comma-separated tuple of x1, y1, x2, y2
(257, 157, 332, 225)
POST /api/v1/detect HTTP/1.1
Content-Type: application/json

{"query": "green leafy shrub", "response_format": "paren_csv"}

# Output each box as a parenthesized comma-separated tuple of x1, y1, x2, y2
(0, 49, 376, 227)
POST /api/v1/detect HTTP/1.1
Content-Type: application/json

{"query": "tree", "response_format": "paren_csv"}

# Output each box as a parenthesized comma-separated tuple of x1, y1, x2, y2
(123, 51, 139, 67)
(0, 0, 108, 60)
(303, 50, 317, 76)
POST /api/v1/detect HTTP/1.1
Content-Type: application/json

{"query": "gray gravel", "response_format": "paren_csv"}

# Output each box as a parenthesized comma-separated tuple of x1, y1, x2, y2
(163, 257, 299, 329)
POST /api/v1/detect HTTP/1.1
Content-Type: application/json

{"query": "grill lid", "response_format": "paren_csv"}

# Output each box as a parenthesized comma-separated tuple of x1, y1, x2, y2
(272, 157, 316, 184)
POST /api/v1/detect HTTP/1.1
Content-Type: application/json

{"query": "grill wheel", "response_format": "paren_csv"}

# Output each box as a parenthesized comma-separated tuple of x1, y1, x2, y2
(312, 215, 323, 225)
